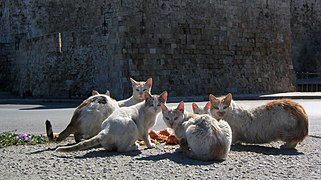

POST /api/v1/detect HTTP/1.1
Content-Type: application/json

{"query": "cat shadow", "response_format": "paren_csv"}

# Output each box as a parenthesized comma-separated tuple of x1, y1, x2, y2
(74, 149, 142, 159)
(231, 144, 303, 155)
(136, 151, 223, 165)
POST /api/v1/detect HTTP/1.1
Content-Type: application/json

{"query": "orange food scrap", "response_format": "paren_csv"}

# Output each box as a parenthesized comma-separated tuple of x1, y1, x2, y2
(166, 135, 179, 145)
(145, 129, 179, 145)
(149, 130, 159, 139)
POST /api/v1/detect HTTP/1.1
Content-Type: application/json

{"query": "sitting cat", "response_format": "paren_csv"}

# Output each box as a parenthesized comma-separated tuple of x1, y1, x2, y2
(56, 91, 168, 152)
(118, 77, 152, 107)
(192, 102, 211, 114)
(161, 102, 232, 161)
(209, 93, 309, 149)
(46, 90, 119, 143)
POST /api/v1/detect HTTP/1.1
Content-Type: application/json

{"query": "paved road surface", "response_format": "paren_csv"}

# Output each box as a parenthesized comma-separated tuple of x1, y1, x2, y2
(0, 99, 320, 136)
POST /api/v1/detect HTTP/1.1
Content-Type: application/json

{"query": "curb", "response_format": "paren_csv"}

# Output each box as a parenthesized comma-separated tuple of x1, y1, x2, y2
(1, 92, 321, 104)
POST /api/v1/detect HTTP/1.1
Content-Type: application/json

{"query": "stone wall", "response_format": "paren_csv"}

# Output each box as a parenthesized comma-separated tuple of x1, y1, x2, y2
(291, 0, 321, 73)
(0, 0, 298, 99)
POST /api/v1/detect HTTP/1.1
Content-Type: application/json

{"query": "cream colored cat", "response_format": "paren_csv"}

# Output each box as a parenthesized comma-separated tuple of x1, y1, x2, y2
(192, 102, 211, 114)
(161, 102, 232, 161)
(56, 91, 168, 152)
(209, 93, 309, 149)
(46, 90, 119, 143)
(118, 77, 152, 107)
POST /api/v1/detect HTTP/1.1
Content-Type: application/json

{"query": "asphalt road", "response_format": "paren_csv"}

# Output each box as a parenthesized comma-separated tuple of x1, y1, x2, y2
(0, 99, 320, 136)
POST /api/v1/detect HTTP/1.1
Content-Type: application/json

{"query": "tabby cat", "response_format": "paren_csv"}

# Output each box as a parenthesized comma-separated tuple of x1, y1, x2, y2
(161, 102, 232, 161)
(56, 91, 168, 152)
(209, 93, 309, 149)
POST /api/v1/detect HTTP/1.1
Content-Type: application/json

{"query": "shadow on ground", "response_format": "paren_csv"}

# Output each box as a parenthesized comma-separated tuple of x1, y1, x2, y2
(231, 144, 303, 155)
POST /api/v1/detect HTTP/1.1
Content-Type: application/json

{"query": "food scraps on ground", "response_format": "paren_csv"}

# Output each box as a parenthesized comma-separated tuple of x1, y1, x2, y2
(138, 129, 179, 146)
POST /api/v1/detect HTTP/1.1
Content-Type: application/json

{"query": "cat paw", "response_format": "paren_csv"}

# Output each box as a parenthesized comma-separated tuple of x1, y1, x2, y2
(280, 143, 297, 149)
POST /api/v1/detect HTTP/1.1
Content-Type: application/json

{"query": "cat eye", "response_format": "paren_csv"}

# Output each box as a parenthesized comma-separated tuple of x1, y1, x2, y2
(212, 106, 219, 109)
(223, 106, 228, 109)
(143, 89, 147, 91)
(165, 117, 170, 120)
(174, 117, 178, 120)
(136, 89, 140, 91)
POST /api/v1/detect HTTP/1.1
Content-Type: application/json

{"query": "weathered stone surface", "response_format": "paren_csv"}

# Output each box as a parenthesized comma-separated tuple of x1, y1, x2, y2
(1, 0, 318, 99)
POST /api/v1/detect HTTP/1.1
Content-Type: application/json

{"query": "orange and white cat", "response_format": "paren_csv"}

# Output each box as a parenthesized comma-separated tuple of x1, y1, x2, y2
(192, 102, 211, 115)
(161, 102, 232, 161)
(209, 93, 309, 149)
(46, 90, 119, 143)
(118, 78, 152, 107)
(56, 91, 168, 152)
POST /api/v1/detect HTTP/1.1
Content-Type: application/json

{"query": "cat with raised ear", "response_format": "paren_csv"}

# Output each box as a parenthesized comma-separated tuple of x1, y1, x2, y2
(56, 91, 168, 152)
(118, 77, 152, 107)
(46, 90, 119, 143)
(209, 93, 309, 149)
(192, 102, 211, 115)
(161, 102, 232, 161)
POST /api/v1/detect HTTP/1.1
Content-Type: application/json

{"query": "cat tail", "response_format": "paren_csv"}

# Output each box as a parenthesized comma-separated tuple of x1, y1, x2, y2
(45, 120, 55, 141)
(55, 134, 101, 152)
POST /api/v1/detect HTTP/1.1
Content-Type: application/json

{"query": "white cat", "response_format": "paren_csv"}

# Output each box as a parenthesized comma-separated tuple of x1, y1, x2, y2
(46, 90, 119, 143)
(56, 91, 168, 152)
(192, 102, 211, 114)
(118, 77, 152, 107)
(161, 102, 232, 161)
(209, 93, 309, 149)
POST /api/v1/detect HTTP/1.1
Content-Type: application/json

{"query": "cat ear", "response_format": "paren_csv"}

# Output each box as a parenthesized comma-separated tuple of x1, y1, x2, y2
(224, 93, 233, 105)
(204, 102, 211, 110)
(105, 90, 110, 96)
(130, 77, 137, 86)
(161, 103, 168, 112)
(192, 103, 199, 111)
(209, 94, 217, 103)
(177, 101, 184, 113)
(159, 91, 168, 103)
(92, 90, 99, 96)
(146, 78, 153, 88)
(144, 91, 152, 100)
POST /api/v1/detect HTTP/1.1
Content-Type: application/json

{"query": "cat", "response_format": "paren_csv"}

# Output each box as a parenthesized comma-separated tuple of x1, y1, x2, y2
(161, 101, 232, 161)
(46, 90, 119, 143)
(209, 93, 309, 149)
(117, 77, 153, 107)
(192, 102, 211, 114)
(56, 91, 168, 152)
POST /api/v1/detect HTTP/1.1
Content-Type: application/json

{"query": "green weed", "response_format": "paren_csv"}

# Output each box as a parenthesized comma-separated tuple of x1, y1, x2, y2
(0, 130, 48, 148)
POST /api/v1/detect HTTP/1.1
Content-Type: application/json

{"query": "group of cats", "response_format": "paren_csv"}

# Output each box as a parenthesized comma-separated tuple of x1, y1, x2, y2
(46, 77, 309, 161)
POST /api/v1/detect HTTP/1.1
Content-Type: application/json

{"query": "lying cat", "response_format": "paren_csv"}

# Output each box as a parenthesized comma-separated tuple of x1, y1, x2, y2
(46, 90, 119, 143)
(209, 93, 309, 149)
(56, 91, 168, 152)
(118, 77, 152, 107)
(192, 102, 211, 114)
(161, 102, 232, 161)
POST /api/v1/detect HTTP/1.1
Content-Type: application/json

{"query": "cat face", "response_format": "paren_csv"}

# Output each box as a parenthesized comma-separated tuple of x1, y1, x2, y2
(131, 78, 152, 100)
(192, 102, 211, 114)
(144, 91, 168, 113)
(209, 93, 232, 119)
(161, 101, 185, 129)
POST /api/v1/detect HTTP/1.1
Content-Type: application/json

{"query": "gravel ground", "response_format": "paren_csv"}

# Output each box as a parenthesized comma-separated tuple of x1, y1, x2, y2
(1, 136, 321, 179)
